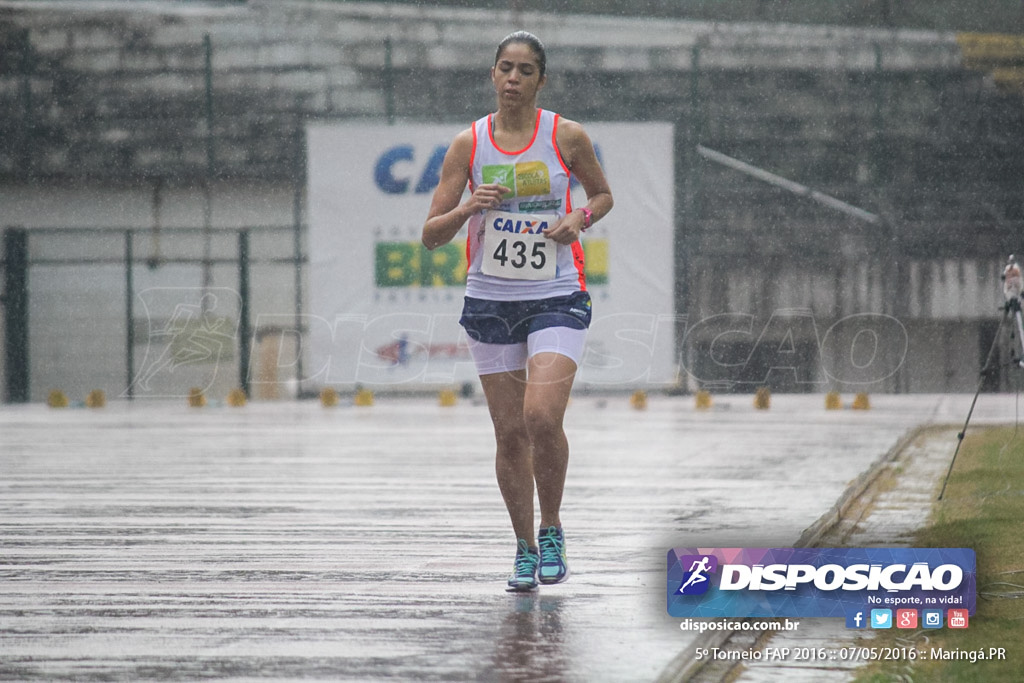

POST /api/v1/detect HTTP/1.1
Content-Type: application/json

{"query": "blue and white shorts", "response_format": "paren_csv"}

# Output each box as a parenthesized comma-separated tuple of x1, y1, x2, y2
(459, 291, 592, 375)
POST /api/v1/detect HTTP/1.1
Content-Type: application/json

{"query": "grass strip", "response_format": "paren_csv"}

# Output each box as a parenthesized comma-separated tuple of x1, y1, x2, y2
(856, 425, 1024, 683)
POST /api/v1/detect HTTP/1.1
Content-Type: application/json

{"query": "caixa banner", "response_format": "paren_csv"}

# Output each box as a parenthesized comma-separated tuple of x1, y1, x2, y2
(667, 548, 975, 618)
(306, 121, 675, 389)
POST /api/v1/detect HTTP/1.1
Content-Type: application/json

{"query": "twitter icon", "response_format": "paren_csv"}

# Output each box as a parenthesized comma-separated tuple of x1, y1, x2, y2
(871, 609, 892, 629)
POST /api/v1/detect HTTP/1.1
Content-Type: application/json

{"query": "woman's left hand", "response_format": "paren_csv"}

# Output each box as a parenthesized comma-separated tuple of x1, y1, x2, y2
(542, 209, 585, 245)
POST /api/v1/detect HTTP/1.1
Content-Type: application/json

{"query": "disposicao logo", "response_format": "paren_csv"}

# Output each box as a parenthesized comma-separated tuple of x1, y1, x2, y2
(675, 555, 718, 595)
(667, 548, 976, 619)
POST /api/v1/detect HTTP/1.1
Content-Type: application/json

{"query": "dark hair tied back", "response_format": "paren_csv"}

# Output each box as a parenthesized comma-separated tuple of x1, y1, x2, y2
(495, 31, 546, 78)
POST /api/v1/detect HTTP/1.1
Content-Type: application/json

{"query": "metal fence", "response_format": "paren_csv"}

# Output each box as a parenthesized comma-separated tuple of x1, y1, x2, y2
(2, 225, 305, 404)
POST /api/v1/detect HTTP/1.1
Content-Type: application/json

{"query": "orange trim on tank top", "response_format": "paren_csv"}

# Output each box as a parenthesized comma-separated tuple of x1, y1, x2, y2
(466, 119, 479, 267)
(572, 241, 587, 291)
(553, 112, 584, 290)
(487, 109, 543, 156)
(552, 113, 571, 176)
(468, 119, 478, 185)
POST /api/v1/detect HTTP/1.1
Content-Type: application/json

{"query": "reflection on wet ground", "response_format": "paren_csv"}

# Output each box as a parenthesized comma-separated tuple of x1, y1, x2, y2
(489, 594, 568, 682)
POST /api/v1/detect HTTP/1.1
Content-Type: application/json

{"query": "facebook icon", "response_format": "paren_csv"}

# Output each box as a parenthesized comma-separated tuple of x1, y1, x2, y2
(845, 610, 867, 629)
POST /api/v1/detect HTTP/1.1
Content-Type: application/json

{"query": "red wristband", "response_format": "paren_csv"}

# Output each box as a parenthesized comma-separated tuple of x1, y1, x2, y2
(579, 207, 593, 231)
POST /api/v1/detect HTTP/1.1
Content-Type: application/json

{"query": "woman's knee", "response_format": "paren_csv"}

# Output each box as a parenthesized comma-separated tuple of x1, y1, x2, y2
(492, 415, 529, 453)
(522, 402, 564, 442)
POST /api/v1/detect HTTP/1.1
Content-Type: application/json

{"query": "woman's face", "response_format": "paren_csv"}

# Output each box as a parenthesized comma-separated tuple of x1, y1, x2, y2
(491, 42, 545, 105)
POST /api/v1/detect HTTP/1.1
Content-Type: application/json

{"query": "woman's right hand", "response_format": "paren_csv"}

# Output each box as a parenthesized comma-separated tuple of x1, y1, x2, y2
(466, 183, 511, 213)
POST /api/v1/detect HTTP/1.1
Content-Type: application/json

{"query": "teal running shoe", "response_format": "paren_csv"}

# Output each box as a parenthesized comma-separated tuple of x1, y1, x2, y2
(506, 538, 539, 592)
(538, 525, 569, 584)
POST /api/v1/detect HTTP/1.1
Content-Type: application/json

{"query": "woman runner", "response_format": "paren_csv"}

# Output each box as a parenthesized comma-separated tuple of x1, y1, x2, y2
(422, 31, 613, 591)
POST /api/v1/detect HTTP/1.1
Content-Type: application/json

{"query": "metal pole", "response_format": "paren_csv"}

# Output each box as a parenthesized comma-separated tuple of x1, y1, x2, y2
(696, 145, 882, 225)
(149, 180, 163, 268)
(18, 29, 33, 177)
(872, 43, 902, 391)
(204, 34, 215, 178)
(238, 230, 251, 398)
(872, 43, 885, 183)
(384, 37, 395, 125)
(687, 45, 702, 220)
(202, 34, 215, 308)
(1014, 308, 1024, 367)
(292, 126, 305, 394)
(3, 227, 30, 403)
(676, 45, 701, 391)
(125, 230, 135, 400)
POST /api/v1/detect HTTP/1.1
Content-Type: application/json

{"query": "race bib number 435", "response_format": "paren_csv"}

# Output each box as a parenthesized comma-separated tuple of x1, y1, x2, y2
(481, 210, 557, 281)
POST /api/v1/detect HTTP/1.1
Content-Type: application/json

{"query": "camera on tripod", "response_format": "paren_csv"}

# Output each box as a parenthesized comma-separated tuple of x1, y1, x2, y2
(938, 254, 1023, 500)
(1003, 255, 1024, 368)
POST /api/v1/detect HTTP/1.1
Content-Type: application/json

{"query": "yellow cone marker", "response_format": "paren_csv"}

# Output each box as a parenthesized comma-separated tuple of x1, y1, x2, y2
(852, 393, 871, 410)
(754, 387, 771, 410)
(320, 387, 340, 408)
(630, 390, 648, 410)
(825, 391, 842, 411)
(227, 388, 248, 407)
(695, 390, 712, 410)
(188, 387, 207, 408)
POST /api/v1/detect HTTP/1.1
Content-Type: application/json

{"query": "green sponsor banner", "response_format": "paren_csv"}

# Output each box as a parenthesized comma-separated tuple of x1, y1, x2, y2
(375, 240, 467, 288)
(375, 238, 609, 288)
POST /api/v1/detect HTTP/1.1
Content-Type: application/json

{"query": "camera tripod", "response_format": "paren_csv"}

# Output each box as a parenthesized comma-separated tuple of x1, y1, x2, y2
(937, 256, 1024, 500)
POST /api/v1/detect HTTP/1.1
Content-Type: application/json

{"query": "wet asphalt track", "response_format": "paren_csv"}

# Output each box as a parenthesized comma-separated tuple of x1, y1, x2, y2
(0, 393, 1017, 681)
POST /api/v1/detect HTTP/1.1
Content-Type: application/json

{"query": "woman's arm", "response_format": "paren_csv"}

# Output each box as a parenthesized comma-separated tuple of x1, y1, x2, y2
(544, 119, 614, 245)
(422, 128, 510, 251)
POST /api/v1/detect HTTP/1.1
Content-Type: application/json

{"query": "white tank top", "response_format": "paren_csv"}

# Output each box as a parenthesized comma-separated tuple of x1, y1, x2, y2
(465, 109, 586, 301)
